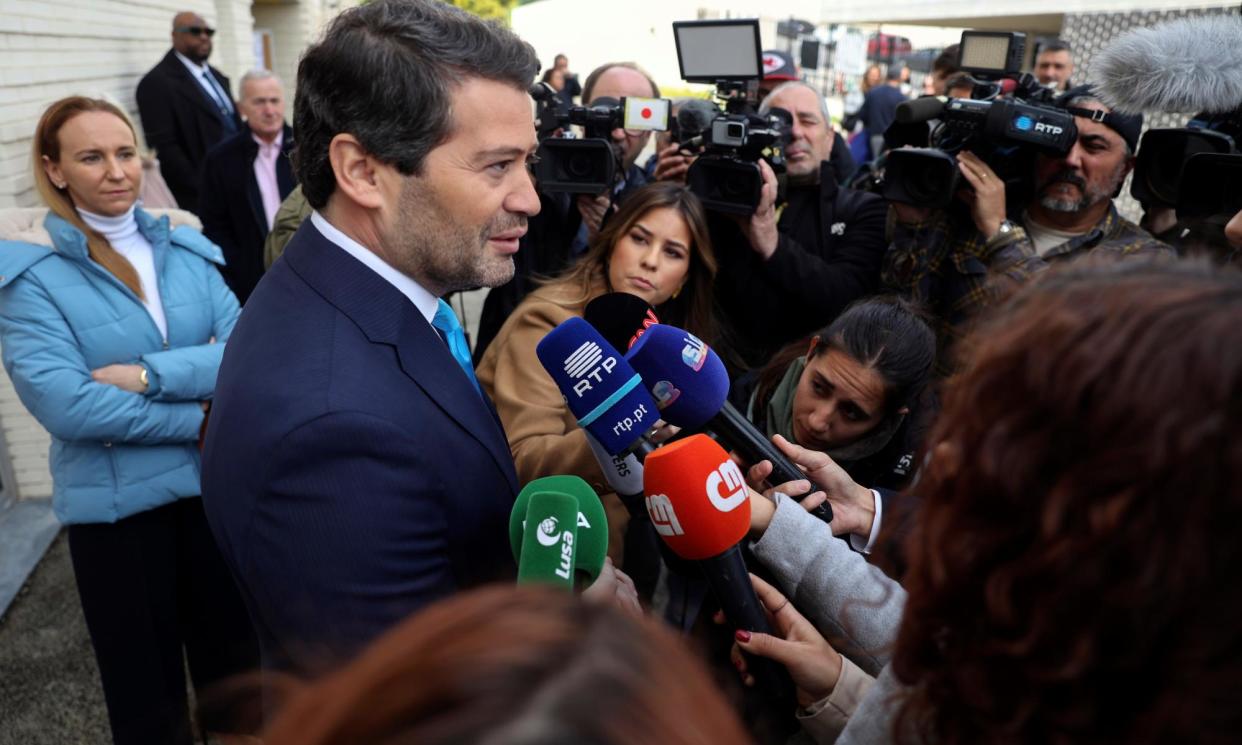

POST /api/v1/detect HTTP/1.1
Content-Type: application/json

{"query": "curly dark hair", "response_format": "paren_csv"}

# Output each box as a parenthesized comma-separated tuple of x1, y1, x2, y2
(892, 258, 1242, 745)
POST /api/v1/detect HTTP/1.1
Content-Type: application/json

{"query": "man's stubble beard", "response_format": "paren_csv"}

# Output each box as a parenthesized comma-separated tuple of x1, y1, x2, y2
(390, 177, 522, 294)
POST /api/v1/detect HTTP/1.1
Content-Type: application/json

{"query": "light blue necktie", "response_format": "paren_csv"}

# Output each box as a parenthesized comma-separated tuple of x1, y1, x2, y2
(431, 299, 481, 395)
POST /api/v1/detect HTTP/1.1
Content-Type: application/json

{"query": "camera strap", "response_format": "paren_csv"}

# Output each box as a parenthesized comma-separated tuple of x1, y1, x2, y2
(1064, 106, 1111, 124)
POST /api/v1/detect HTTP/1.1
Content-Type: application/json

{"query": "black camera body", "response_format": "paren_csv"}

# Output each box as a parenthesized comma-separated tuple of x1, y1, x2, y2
(881, 31, 1079, 210)
(686, 94, 793, 216)
(1131, 107, 1241, 212)
(673, 19, 792, 215)
(531, 85, 669, 195)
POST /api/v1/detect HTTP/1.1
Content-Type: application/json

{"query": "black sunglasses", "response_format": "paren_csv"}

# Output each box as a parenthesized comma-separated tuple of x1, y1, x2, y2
(176, 26, 215, 37)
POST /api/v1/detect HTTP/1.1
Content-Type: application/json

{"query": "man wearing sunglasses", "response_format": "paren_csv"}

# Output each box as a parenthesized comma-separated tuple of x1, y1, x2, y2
(137, 11, 242, 213)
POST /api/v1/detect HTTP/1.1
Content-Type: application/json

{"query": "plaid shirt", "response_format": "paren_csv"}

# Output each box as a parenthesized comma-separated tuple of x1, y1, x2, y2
(882, 203, 1172, 376)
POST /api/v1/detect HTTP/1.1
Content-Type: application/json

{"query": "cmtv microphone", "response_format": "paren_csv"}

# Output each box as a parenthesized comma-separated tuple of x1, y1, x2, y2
(643, 434, 793, 701)
(536, 317, 659, 455)
(516, 491, 580, 590)
(583, 292, 660, 352)
(510, 476, 609, 588)
(626, 324, 833, 525)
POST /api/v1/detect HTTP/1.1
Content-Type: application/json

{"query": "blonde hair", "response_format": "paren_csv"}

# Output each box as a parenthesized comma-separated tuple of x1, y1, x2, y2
(33, 96, 144, 298)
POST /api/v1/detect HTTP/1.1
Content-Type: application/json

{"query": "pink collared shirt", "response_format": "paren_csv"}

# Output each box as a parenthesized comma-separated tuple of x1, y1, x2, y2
(252, 130, 284, 230)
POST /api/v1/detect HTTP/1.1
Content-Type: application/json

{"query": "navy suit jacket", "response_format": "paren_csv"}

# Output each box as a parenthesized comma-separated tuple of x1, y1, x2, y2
(202, 219, 519, 673)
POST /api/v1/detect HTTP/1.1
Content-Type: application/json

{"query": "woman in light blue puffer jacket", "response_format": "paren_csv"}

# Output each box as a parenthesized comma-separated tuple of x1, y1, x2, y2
(0, 97, 257, 745)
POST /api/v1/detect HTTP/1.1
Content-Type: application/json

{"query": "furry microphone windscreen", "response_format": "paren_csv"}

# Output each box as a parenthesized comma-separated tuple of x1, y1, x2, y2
(1093, 15, 1242, 115)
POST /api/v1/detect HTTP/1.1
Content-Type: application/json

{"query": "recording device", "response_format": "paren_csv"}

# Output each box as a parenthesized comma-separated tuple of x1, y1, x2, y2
(532, 90, 670, 195)
(643, 434, 794, 701)
(672, 19, 793, 215)
(583, 292, 660, 352)
(516, 491, 580, 590)
(624, 323, 833, 525)
(1093, 15, 1242, 224)
(1131, 128, 1236, 210)
(669, 98, 722, 154)
(536, 317, 660, 455)
(510, 475, 609, 588)
(881, 30, 1077, 209)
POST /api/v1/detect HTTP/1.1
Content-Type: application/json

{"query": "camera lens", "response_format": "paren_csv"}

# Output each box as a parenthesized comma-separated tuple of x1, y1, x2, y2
(566, 153, 597, 179)
(727, 123, 745, 140)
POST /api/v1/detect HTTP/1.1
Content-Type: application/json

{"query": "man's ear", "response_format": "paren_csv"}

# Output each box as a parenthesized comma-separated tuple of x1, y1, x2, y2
(328, 133, 387, 210)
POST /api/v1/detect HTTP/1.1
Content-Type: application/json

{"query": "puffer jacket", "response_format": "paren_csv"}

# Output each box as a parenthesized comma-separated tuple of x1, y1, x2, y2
(0, 208, 240, 524)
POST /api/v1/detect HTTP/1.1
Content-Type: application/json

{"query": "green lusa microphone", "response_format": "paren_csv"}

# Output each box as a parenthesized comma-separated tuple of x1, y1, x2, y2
(517, 490, 580, 590)
(510, 475, 609, 585)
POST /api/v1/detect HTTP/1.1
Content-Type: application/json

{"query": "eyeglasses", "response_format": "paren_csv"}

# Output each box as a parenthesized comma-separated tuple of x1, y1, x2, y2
(175, 26, 215, 37)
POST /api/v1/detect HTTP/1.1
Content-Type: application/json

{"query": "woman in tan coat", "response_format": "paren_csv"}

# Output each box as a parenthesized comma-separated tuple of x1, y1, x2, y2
(476, 182, 718, 572)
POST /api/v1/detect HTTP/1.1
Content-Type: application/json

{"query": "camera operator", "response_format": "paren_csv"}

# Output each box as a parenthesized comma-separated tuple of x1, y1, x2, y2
(474, 61, 660, 360)
(884, 84, 1172, 375)
(711, 81, 888, 370)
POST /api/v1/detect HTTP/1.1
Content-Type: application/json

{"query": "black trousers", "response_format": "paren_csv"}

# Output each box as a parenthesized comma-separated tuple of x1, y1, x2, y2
(67, 497, 259, 745)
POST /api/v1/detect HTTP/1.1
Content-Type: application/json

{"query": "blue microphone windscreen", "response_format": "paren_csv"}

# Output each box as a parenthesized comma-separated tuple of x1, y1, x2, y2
(625, 324, 729, 431)
(536, 317, 660, 454)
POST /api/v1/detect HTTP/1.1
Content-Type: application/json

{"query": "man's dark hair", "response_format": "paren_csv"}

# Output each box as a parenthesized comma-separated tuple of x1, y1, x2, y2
(580, 62, 659, 105)
(1040, 38, 1073, 55)
(932, 44, 960, 75)
(885, 64, 904, 82)
(293, 0, 539, 208)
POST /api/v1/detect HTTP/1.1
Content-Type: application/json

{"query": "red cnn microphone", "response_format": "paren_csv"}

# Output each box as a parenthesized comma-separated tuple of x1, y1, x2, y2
(644, 434, 794, 701)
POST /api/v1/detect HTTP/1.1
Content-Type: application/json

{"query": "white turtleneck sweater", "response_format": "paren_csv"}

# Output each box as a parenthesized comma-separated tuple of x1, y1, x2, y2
(77, 207, 168, 340)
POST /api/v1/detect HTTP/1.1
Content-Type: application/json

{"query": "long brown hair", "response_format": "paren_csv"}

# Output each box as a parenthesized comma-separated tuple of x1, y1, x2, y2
(261, 585, 753, 745)
(548, 181, 719, 344)
(33, 96, 144, 297)
(893, 258, 1242, 744)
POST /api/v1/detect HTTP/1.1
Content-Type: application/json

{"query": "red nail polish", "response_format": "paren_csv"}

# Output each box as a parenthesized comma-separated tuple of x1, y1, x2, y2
(735, 629, 751, 643)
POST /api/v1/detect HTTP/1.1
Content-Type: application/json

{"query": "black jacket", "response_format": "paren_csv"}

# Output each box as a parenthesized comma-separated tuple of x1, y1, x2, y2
(136, 50, 243, 213)
(199, 124, 296, 304)
(712, 161, 888, 369)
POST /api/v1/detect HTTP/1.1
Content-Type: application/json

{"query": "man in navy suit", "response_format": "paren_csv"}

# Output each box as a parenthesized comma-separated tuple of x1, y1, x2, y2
(201, 0, 542, 673)
(136, 11, 243, 213)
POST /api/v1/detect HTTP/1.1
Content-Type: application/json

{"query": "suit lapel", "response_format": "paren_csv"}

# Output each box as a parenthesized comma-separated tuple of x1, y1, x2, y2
(284, 221, 519, 494)
(242, 138, 267, 237)
(161, 52, 229, 124)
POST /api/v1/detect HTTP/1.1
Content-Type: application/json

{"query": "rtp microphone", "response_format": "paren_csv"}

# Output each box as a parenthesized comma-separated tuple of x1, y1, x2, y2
(583, 292, 660, 352)
(643, 434, 794, 700)
(536, 317, 660, 454)
(625, 324, 833, 524)
(516, 490, 579, 590)
(510, 475, 609, 585)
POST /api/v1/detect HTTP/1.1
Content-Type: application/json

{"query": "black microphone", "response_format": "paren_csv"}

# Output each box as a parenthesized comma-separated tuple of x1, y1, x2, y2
(643, 434, 796, 703)
(583, 292, 660, 352)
